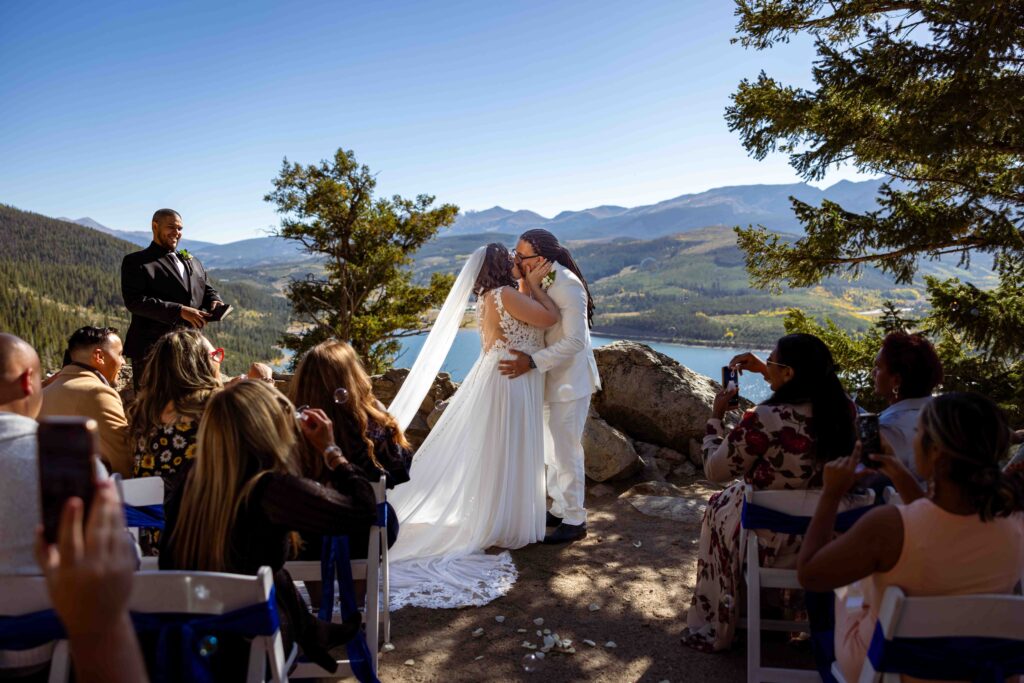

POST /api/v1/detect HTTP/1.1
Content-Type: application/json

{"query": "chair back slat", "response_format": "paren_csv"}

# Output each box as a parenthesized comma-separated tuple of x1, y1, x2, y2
(129, 567, 273, 615)
(121, 476, 164, 507)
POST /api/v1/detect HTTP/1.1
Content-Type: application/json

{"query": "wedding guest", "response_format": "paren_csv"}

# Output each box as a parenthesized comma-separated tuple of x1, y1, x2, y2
(120, 208, 225, 390)
(797, 392, 1024, 683)
(0, 334, 51, 677)
(128, 329, 222, 490)
(39, 326, 132, 476)
(247, 362, 275, 383)
(682, 333, 857, 652)
(35, 480, 149, 683)
(160, 381, 377, 676)
(290, 339, 412, 559)
(870, 332, 943, 476)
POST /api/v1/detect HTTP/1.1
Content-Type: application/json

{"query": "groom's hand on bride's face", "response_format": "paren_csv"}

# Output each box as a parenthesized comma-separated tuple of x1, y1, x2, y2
(498, 350, 532, 378)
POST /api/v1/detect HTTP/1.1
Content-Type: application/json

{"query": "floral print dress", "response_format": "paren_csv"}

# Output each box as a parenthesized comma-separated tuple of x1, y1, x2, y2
(683, 402, 820, 652)
(132, 417, 200, 555)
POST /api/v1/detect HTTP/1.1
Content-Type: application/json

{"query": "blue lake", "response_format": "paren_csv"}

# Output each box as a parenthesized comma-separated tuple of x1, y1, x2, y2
(385, 330, 772, 403)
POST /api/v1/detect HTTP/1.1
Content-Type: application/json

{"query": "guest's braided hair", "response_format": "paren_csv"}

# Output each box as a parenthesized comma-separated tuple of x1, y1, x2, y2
(919, 392, 1024, 521)
(519, 229, 594, 327)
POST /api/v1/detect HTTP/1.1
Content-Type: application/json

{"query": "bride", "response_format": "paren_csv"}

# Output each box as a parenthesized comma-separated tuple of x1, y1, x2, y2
(385, 243, 559, 609)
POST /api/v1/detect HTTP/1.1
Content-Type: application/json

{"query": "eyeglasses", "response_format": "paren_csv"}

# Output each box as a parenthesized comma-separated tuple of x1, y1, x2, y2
(513, 250, 542, 262)
(209, 347, 225, 363)
(766, 359, 791, 370)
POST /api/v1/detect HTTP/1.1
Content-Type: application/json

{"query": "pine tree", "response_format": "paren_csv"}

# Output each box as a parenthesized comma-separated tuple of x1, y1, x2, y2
(265, 149, 459, 372)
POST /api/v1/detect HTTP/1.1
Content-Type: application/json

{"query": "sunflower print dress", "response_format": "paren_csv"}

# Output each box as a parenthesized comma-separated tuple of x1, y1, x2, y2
(683, 402, 820, 652)
(132, 417, 200, 555)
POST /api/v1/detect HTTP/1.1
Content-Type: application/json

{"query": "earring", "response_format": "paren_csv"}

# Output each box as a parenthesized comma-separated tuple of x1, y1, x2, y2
(892, 385, 900, 400)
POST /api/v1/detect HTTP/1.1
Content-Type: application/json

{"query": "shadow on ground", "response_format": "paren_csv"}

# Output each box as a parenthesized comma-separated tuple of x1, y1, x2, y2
(371, 479, 814, 682)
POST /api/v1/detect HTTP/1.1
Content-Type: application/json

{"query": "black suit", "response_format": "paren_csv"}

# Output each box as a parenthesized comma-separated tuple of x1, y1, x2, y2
(120, 242, 223, 384)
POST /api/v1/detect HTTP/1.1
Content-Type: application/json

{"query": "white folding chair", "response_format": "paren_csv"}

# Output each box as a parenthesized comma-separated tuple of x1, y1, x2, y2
(0, 575, 69, 683)
(118, 475, 165, 570)
(285, 477, 389, 679)
(122, 566, 289, 683)
(742, 485, 876, 683)
(832, 586, 1024, 682)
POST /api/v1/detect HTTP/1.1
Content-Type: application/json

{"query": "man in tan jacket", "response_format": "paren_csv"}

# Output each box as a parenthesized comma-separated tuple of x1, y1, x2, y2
(39, 326, 132, 476)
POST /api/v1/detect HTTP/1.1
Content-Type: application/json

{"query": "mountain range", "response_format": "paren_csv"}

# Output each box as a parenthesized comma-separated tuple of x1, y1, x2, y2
(60, 178, 896, 267)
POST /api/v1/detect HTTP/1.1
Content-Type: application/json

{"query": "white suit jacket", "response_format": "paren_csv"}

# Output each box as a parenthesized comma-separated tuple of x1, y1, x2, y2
(530, 264, 602, 403)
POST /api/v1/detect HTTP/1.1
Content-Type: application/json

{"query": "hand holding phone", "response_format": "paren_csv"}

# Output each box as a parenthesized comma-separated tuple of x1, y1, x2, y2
(721, 366, 740, 408)
(37, 417, 99, 543)
(856, 413, 882, 468)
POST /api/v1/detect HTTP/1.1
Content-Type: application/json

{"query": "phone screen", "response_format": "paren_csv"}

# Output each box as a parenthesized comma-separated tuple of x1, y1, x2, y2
(721, 366, 740, 407)
(857, 413, 882, 468)
(37, 417, 98, 543)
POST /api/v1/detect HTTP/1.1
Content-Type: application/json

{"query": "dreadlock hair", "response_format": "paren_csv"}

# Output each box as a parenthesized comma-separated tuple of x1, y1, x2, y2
(519, 229, 594, 327)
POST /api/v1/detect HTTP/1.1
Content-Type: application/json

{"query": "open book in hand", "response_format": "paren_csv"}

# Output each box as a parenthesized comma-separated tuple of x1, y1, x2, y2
(205, 304, 233, 322)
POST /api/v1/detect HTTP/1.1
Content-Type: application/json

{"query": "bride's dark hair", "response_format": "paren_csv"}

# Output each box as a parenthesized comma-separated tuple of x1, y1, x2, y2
(473, 243, 517, 296)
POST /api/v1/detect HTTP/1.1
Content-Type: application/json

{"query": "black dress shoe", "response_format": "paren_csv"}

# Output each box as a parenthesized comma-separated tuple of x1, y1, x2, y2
(545, 511, 563, 527)
(543, 522, 587, 544)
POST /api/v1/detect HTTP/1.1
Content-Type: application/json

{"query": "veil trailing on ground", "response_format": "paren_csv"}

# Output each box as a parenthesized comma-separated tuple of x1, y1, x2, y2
(388, 246, 486, 431)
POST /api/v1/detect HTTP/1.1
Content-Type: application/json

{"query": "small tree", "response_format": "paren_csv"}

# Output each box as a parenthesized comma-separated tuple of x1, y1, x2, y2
(265, 149, 458, 372)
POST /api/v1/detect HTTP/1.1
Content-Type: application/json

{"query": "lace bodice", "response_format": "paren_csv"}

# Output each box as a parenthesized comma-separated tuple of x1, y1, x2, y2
(479, 287, 545, 355)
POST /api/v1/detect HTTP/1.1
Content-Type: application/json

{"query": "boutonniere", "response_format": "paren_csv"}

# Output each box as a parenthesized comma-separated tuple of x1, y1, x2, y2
(177, 249, 193, 262)
(541, 270, 556, 290)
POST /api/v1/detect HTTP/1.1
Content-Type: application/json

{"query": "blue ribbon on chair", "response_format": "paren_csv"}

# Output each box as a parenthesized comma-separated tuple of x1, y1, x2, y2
(867, 622, 1024, 682)
(740, 500, 873, 534)
(0, 609, 65, 650)
(1, 591, 280, 683)
(124, 503, 165, 530)
(320, 532, 381, 683)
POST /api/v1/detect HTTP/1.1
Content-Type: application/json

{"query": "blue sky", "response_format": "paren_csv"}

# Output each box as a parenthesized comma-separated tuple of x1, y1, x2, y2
(0, 1, 866, 243)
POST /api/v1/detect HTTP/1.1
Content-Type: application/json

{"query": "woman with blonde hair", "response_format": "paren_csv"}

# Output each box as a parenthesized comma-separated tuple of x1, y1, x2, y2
(160, 380, 376, 676)
(128, 329, 222, 489)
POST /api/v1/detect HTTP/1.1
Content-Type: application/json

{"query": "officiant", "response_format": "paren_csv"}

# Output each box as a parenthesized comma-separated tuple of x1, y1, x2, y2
(120, 208, 226, 390)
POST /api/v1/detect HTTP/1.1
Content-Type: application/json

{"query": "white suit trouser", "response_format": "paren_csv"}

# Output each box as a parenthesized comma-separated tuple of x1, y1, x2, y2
(544, 395, 590, 526)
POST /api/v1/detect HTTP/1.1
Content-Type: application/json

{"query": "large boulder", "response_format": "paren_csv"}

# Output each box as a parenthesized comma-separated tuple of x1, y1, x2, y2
(592, 341, 718, 451)
(582, 410, 642, 482)
(372, 368, 458, 449)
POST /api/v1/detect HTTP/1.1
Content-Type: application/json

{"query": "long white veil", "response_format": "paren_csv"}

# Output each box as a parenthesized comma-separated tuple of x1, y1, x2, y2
(388, 246, 486, 430)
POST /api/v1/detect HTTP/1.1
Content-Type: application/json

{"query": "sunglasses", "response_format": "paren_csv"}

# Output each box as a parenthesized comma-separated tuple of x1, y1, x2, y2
(766, 359, 791, 370)
(209, 347, 225, 363)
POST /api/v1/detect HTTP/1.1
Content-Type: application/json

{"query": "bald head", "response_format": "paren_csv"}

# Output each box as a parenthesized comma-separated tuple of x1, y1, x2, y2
(0, 334, 43, 418)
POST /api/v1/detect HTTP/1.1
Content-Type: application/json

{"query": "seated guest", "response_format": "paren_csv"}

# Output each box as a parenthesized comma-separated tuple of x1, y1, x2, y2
(797, 392, 1024, 683)
(0, 334, 48, 675)
(290, 340, 412, 561)
(682, 333, 857, 652)
(160, 381, 377, 676)
(39, 326, 132, 476)
(128, 329, 221, 490)
(870, 332, 943, 477)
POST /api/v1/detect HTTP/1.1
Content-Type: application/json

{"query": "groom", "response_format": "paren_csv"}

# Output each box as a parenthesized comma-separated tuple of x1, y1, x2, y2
(499, 229, 601, 544)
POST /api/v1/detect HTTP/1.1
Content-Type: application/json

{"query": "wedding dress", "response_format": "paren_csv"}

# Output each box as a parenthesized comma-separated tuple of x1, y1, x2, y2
(385, 248, 547, 609)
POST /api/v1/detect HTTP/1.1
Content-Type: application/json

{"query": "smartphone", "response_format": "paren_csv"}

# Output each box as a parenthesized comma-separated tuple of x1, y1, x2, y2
(37, 417, 98, 543)
(721, 366, 740, 408)
(857, 413, 882, 468)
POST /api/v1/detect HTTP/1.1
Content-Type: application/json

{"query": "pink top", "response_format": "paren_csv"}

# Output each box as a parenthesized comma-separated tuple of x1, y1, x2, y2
(835, 498, 1024, 683)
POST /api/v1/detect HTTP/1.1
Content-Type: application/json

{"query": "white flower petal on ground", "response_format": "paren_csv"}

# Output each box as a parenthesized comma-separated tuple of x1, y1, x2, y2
(474, 656, 485, 661)
(633, 540, 643, 548)
(588, 603, 601, 612)
(533, 618, 544, 626)
(604, 641, 617, 648)
(382, 643, 395, 653)
(517, 628, 527, 633)
(404, 660, 415, 666)
(583, 639, 597, 647)
(542, 628, 550, 635)
(495, 616, 506, 623)
(472, 628, 484, 638)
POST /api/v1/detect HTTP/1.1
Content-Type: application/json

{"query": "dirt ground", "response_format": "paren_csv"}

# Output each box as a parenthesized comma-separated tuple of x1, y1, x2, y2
(368, 479, 814, 683)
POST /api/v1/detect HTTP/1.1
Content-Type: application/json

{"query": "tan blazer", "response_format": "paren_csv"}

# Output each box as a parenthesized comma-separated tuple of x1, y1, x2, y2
(39, 365, 133, 477)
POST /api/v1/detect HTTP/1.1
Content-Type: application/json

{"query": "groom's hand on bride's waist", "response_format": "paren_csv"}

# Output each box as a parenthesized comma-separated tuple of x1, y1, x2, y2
(498, 350, 535, 378)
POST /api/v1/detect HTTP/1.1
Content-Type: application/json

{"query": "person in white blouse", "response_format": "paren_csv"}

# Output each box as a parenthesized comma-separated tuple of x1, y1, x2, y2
(870, 332, 944, 478)
(499, 229, 601, 544)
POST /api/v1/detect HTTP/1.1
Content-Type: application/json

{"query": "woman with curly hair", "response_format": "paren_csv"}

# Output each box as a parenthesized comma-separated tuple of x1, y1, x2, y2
(682, 333, 860, 652)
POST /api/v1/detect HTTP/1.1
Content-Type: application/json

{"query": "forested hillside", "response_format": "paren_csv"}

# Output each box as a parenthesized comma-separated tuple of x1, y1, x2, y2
(0, 205, 290, 375)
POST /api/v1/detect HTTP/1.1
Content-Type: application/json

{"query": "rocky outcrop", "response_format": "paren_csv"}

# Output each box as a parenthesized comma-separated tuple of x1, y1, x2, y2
(371, 368, 458, 449)
(592, 341, 718, 452)
(582, 409, 642, 482)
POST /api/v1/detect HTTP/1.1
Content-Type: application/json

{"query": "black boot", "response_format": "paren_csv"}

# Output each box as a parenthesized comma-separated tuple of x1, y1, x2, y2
(545, 511, 563, 527)
(543, 522, 587, 544)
